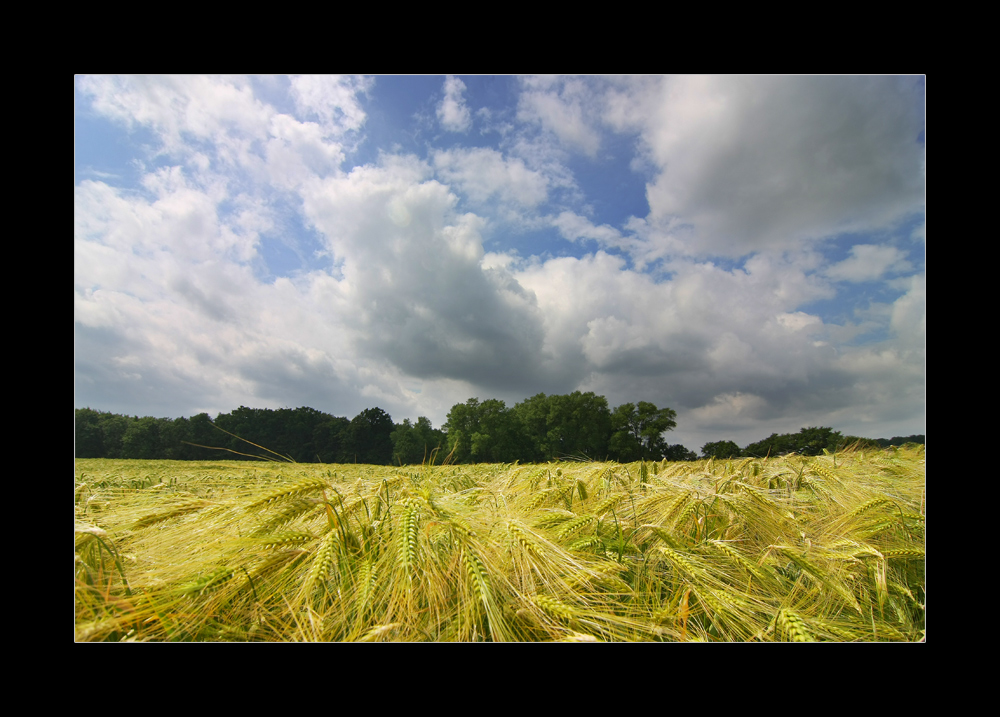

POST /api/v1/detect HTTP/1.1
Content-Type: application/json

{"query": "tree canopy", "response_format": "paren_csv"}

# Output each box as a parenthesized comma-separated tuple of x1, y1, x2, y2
(608, 402, 678, 462)
(75, 402, 918, 465)
(512, 391, 612, 462)
(390, 417, 446, 466)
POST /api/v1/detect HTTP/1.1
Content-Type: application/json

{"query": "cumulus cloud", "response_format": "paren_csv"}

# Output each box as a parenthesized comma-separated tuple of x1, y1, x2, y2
(508, 245, 882, 446)
(824, 244, 913, 282)
(77, 75, 272, 163)
(889, 273, 926, 352)
(437, 76, 472, 132)
(517, 76, 602, 157)
(75, 75, 924, 452)
(689, 392, 770, 429)
(636, 75, 926, 257)
(265, 114, 346, 188)
(289, 75, 372, 134)
(552, 211, 624, 247)
(301, 158, 549, 390)
(509, 76, 925, 262)
(432, 147, 548, 207)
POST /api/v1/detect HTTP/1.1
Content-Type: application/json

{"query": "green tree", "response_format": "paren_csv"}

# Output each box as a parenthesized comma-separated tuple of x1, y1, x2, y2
(121, 416, 161, 459)
(181, 413, 222, 460)
(391, 417, 446, 465)
(796, 427, 843, 456)
(443, 398, 530, 463)
(874, 435, 925, 448)
(742, 433, 790, 458)
(839, 435, 881, 451)
(270, 406, 331, 462)
(442, 398, 483, 463)
(702, 440, 742, 459)
(510, 394, 551, 461)
(470, 399, 526, 463)
(608, 402, 677, 462)
(158, 417, 190, 459)
(345, 407, 395, 465)
(742, 427, 847, 458)
(663, 444, 698, 461)
(513, 391, 611, 461)
(314, 415, 351, 464)
(75, 408, 106, 458)
(98, 413, 130, 459)
(213, 406, 274, 460)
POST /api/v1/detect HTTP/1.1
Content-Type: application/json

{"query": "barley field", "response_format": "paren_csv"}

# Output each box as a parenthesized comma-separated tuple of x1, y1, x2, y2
(74, 445, 925, 641)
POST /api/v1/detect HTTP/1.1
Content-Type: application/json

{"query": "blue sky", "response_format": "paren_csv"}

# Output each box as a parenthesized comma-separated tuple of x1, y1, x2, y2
(74, 75, 925, 452)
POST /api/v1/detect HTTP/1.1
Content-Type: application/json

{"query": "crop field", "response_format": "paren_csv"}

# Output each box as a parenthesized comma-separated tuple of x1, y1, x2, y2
(74, 445, 925, 641)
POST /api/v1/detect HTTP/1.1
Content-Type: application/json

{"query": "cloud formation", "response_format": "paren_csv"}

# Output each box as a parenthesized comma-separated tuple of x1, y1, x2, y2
(437, 76, 472, 133)
(75, 75, 925, 451)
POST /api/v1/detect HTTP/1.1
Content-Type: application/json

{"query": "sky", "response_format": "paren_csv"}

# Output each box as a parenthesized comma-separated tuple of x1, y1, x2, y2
(74, 75, 925, 453)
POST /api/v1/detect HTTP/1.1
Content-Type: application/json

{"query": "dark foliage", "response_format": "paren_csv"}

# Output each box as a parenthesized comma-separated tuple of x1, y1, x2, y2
(75, 403, 921, 465)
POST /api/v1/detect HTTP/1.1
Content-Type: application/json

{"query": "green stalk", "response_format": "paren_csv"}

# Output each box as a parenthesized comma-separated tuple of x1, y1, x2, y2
(91, 534, 132, 597)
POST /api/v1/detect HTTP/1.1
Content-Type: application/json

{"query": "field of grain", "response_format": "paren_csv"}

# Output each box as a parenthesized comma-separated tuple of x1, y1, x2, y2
(74, 446, 925, 641)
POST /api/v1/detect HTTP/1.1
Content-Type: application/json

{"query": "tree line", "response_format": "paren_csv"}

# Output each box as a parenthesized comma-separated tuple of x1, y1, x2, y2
(73, 393, 682, 465)
(75, 395, 922, 466)
(702, 428, 925, 459)
(74, 406, 397, 465)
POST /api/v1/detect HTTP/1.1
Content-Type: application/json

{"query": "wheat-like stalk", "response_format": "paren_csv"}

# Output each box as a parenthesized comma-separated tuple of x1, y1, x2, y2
(707, 539, 778, 587)
(398, 499, 421, 582)
(657, 546, 706, 581)
(463, 547, 491, 603)
(508, 521, 545, 558)
(300, 530, 338, 604)
(523, 489, 553, 513)
(132, 499, 212, 529)
(882, 548, 925, 561)
(179, 566, 235, 597)
(588, 494, 626, 517)
(534, 508, 577, 530)
(245, 477, 330, 511)
(253, 531, 315, 550)
(75, 449, 925, 642)
(848, 498, 894, 519)
(857, 521, 897, 539)
(569, 536, 604, 552)
(663, 491, 693, 524)
(777, 608, 815, 642)
(533, 594, 577, 623)
(644, 524, 686, 550)
(356, 623, 401, 642)
(250, 497, 323, 536)
(555, 514, 597, 540)
(774, 546, 862, 614)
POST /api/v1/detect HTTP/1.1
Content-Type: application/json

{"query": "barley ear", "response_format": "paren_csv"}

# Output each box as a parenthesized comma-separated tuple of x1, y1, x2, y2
(777, 608, 815, 642)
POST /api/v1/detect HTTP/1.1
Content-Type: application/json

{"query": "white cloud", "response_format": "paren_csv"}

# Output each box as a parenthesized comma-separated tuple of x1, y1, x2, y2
(77, 75, 272, 162)
(552, 211, 623, 247)
(265, 114, 346, 188)
(300, 158, 549, 390)
(289, 75, 372, 134)
(437, 76, 472, 132)
(636, 76, 926, 257)
(889, 273, 926, 352)
(689, 392, 769, 426)
(776, 311, 823, 333)
(825, 244, 913, 282)
(508, 247, 866, 436)
(432, 147, 548, 207)
(517, 77, 602, 157)
(75, 75, 924, 446)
